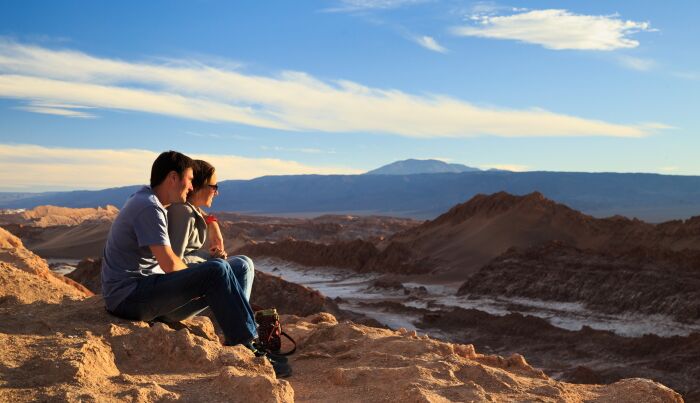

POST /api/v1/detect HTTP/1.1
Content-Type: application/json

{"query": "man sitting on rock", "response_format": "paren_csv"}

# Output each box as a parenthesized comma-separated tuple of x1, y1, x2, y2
(100, 150, 290, 377)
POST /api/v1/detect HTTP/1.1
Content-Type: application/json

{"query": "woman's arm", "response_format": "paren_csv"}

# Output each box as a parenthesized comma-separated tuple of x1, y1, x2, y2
(206, 219, 227, 259)
(167, 203, 196, 259)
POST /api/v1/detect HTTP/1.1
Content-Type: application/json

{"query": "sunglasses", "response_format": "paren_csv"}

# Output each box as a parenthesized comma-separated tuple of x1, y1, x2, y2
(208, 184, 219, 191)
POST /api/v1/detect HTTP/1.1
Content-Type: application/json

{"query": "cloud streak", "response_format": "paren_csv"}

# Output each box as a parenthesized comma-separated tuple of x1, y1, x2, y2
(0, 144, 360, 192)
(0, 40, 660, 138)
(15, 101, 97, 118)
(452, 9, 654, 51)
(617, 55, 656, 71)
(414, 35, 448, 53)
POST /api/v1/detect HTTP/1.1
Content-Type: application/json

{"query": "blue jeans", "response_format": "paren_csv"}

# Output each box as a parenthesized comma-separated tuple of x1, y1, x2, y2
(111, 258, 257, 345)
(228, 255, 255, 301)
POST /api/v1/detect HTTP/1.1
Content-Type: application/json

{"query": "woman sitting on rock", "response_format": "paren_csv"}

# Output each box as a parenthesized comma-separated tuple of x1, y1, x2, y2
(167, 159, 255, 301)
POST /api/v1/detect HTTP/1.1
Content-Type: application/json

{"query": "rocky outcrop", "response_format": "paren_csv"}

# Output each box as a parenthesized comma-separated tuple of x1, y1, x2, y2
(0, 205, 119, 227)
(358, 300, 700, 401)
(0, 226, 92, 305)
(366, 191, 700, 280)
(0, 295, 684, 403)
(0, 297, 294, 403)
(252, 270, 342, 317)
(216, 213, 419, 247)
(458, 241, 700, 322)
(240, 239, 379, 271)
(67, 258, 103, 294)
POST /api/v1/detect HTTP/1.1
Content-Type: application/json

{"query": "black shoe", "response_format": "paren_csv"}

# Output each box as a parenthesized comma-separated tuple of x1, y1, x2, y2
(252, 340, 289, 363)
(267, 354, 292, 378)
(243, 340, 292, 378)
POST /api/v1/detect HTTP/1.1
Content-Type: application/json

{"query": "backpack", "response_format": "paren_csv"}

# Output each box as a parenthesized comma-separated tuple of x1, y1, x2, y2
(254, 308, 296, 356)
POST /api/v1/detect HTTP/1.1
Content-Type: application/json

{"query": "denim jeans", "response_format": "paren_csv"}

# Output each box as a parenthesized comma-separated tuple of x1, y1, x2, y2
(111, 258, 257, 345)
(228, 255, 255, 301)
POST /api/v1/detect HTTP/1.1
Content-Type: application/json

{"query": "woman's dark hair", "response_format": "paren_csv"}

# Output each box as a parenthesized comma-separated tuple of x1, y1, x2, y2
(191, 159, 216, 192)
(150, 151, 195, 188)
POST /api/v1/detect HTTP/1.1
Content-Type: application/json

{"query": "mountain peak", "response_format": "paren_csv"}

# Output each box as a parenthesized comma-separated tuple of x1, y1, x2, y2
(365, 159, 481, 175)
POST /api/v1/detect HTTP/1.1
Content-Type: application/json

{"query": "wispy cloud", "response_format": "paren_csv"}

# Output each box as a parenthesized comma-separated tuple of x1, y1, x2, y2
(452, 9, 654, 51)
(617, 55, 656, 71)
(0, 143, 360, 192)
(260, 145, 337, 154)
(14, 101, 97, 118)
(464, 2, 527, 18)
(0, 40, 663, 138)
(659, 166, 679, 173)
(413, 35, 448, 53)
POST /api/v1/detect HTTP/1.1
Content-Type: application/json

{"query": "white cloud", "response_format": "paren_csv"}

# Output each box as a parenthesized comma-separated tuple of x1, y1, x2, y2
(452, 9, 654, 51)
(0, 40, 662, 138)
(479, 164, 529, 172)
(14, 101, 97, 118)
(0, 144, 360, 192)
(617, 55, 656, 71)
(414, 35, 448, 53)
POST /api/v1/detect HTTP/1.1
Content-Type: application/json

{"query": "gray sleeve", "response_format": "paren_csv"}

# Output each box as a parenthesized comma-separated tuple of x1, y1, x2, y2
(167, 203, 195, 259)
(192, 248, 211, 260)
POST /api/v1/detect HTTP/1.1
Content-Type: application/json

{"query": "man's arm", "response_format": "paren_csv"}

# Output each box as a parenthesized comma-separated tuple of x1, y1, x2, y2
(150, 245, 188, 273)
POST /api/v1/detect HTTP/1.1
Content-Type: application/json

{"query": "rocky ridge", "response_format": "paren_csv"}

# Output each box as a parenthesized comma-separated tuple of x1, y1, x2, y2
(458, 241, 700, 322)
(0, 226, 684, 402)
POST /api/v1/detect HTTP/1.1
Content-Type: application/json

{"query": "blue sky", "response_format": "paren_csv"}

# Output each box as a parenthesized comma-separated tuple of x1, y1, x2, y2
(1, 0, 698, 191)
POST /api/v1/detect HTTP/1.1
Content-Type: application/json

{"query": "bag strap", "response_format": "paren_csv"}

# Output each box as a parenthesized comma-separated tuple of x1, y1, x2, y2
(278, 332, 297, 356)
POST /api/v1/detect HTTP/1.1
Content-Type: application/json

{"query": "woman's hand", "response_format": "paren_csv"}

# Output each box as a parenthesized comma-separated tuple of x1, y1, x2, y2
(210, 247, 228, 259)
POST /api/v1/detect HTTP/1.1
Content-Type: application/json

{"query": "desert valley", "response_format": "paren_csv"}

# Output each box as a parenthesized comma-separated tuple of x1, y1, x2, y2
(1, 191, 696, 402)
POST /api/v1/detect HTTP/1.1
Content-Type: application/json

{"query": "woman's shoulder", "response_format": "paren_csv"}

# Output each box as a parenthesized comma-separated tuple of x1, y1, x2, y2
(167, 202, 197, 217)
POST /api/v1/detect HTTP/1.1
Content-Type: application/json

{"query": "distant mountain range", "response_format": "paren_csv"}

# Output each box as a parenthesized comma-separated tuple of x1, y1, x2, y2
(365, 159, 481, 175)
(3, 169, 700, 222)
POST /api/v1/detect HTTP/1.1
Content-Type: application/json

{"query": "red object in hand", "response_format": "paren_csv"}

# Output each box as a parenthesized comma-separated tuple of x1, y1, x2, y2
(205, 215, 218, 224)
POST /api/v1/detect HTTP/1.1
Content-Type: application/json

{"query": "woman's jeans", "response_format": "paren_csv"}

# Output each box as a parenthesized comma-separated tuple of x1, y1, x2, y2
(111, 258, 256, 345)
(228, 255, 255, 301)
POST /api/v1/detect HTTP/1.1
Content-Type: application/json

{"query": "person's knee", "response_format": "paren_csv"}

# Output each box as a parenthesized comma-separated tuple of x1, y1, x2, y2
(242, 256, 255, 278)
(239, 255, 255, 272)
(229, 256, 254, 278)
(206, 258, 232, 279)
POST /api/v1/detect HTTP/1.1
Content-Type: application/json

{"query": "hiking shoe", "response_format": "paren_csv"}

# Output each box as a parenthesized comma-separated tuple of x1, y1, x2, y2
(252, 339, 289, 363)
(243, 340, 292, 377)
(267, 354, 292, 378)
(240, 340, 292, 377)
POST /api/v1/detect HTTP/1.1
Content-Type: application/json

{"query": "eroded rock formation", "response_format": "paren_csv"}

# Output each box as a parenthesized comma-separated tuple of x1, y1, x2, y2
(0, 224, 684, 402)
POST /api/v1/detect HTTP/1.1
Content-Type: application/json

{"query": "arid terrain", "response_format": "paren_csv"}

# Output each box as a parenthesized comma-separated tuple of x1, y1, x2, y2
(1, 193, 697, 401)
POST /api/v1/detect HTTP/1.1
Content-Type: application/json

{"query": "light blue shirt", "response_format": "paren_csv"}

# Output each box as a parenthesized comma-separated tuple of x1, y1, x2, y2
(101, 186, 170, 311)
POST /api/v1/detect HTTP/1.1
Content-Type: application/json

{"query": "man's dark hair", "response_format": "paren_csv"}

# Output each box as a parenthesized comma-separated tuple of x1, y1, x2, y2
(191, 159, 216, 192)
(150, 151, 195, 188)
